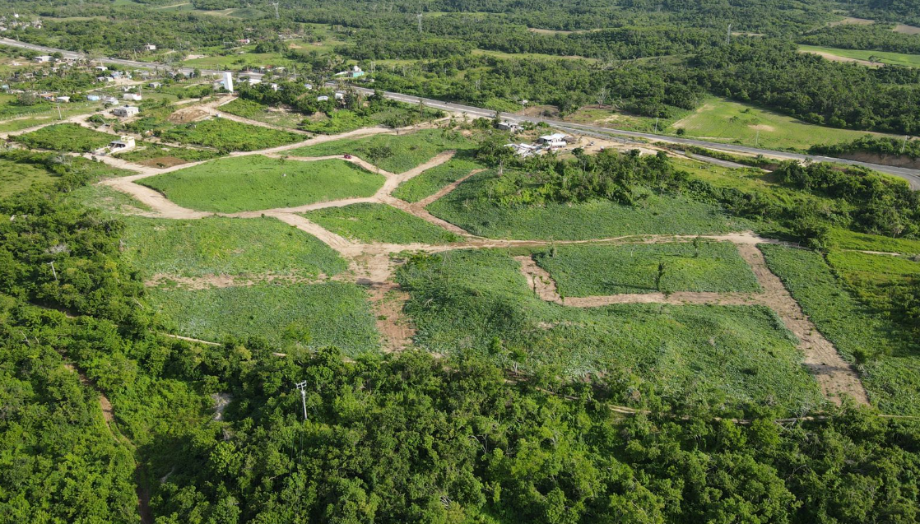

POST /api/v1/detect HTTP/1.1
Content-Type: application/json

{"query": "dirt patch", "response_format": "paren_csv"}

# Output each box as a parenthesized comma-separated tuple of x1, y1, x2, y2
(168, 106, 211, 124)
(829, 16, 874, 27)
(527, 27, 578, 35)
(137, 156, 191, 168)
(893, 24, 920, 35)
(515, 105, 560, 118)
(748, 124, 775, 132)
(839, 151, 920, 170)
(144, 273, 327, 289)
(515, 255, 562, 302)
(368, 283, 416, 352)
(800, 49, 881, 67)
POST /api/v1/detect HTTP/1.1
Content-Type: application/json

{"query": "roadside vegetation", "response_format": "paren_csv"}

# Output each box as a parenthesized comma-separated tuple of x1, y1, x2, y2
(534, 241, 761, 296)
(140, 156, 384, 213)
(13, 123, 114, 152)
(304, 203, 462, 244)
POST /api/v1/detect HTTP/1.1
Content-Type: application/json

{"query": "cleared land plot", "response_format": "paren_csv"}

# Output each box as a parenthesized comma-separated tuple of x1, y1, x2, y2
(121, 216, 347, 280)
(304, 203, 461, 244)
(140, 156, 384, 213)
(148, 282, 379, 356)
(160, 118, 301, 151)
(0, 158, 56, 197)
(13, 123, 113, 152)
(670, 98, 895, 151)
(391, 156, 483, 203)
(427, 170, 751, 240)
(760, 244, 920, 415)
(290, 129, 475, 173)
(65, 183, 152, 215)
(397, 249, 824, 412)
(827, 228, 920, 255)
(533, 241, 761, 297)
(118, 144, 220, 167)
(799, 44, 920, 67)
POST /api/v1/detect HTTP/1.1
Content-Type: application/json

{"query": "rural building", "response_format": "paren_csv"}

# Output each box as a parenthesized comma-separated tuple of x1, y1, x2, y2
(148, 82, 162, 89)
(144, 43, 157, 51)
(95, 65, 108, 72)
(335, 65, 365, 79)
(108, 136, 135, 151)
(334, 92, 345, 100)
(316, 95, 329, 102)
(86, 95, 101, 101)
(102, 96, 119, 105)
(34, 55, 52, 63)
(498, 121, 522, 133)
(538, 133, 569, 148)
(269, 83, 279, 91)
(304, 83, 313, 90)
(54, 96, 70, 103)
(123, 93, 142, 102)
(506, 143, 539, 157)
(112, 105, 139, 117)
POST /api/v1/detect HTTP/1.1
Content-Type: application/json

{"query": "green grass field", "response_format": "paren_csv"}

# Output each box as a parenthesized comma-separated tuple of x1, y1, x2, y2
(140, 156, 384, 213)
(799, 44, 920, 68)
(670, 97, 897, 151)
(304, 203, 462, 244)
(13, 123, 114, 152)
(391, 156, 483, 203)
(0, 101, 101, 133)
(181, 51, 294, 70)
(219, 98, 305, 130)
(65, 183, 152, 215)
(427, 170, 751, 240)
(533, 241, 761, 296)
(160, 118, 302, 152)
(760, 244, 920, 415)
(118, 144, 220, 167)
(396, 249, 824, 412)
(827, 228, 920, 255)
(148, 282, 380, 356)
(121, 216, 347, 280)
(290, 129, 476, 173)
(0, 158, 57, 197)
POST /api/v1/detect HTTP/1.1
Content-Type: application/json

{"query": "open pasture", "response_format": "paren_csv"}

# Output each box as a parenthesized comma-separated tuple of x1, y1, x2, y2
(304, 203, 461, 244)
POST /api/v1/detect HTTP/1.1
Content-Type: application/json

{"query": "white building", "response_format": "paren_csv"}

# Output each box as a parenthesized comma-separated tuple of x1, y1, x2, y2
(108, 136, 136, 151)
(123, 93, 142, 102)
(498, 121, 522, 133)
(143, 44, 157, 51)
(54, 96, 70, 103)
(112, 105, 139, 117)
(334, 91, 345, 100)
(538, 133, 568, 148)
(102, 96, 119, 105)
(34, 55, 52, 63)
(316, 95, 329, 102)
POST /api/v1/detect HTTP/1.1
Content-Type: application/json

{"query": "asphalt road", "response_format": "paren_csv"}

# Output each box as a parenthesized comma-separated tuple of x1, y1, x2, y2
(3, 36, 919, 189)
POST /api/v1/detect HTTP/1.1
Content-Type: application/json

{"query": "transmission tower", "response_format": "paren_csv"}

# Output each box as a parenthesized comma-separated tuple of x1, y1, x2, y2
(295, 381, 308, 421)
(417, 13, 423, 33)
(726, 24, 732, 45)
(272, 1, 280, 20)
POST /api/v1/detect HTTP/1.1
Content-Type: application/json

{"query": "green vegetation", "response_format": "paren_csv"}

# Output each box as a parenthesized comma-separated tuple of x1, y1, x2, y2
(0, 157, 57, 197)
(534, 241, 761, 296)
(304, 203, 461, 244)
(809, 134, 920, 161)
(160, 117, 301, 152)
(118, 143, 221, 167)
(148, 282, 379, 355)
(391, 155, 483, 202)
(760, 244, 920, 415)
(827, 228, 920, 255)
(670, 98, 893, 151)
(291, 129, 475, 173)
(121, 216, 347, 280)
(428, 170, 750, 240)
(140, 156, 384, 213)
(218, 98, 304, 130)
(398, 249, 823, 411)
(799, 44, 920, 67)
(13, 123, 115, 152)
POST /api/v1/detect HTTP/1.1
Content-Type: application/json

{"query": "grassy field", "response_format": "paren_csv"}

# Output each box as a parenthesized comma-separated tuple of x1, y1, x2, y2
(670, 97, 896, 151)
(533, 241, 761, 296)
(427, 170, 751, 240)
(799, 44, 920, 68)
(65, 183, 151, 215)
(396, 249, 824, 413)
(148, 282, 380, 356)
(760, 244, 920, 415)
(304, 203, 462, 244)
(0, 158, 57, 197)
(290, 129, 476, 173)
(160, 118, 302, 152)
(825, 249, 920, 314)
(140, 156, 384, 213)
(219, 98, 305, 130)
(826, 228, 920, 255)
(13, 123, 114, 152)
(0, 101, 101, 133)
(118, 144, 220, 167)
(391, 156, 483, 203)
(121, 216, 347, 280)
(181, 51, 295, 70)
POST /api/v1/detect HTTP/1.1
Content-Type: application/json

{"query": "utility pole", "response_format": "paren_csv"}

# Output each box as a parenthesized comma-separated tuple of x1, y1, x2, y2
(295, 381, 308, 421)
(56, 104, 62, 120)
(902, 135, 910, 154)
(654, 116, 659, 134)
(48, 261, 58, 282)
(726, 24, 732, 46)
(272, 1, 280, 19)
(417, 13, 423, 33)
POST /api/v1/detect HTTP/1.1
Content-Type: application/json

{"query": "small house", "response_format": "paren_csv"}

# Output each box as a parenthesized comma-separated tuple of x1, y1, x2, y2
(316, 95, 329, 102)
(143, 44, 157, 51)
(498, 121, 522, 133)
(34, 55, 52, 63)
(538, 133, 568, 148)
(102, 96, 119, 105)
(148, 82, 162, 89)
(54, 96, 70, 103)
(86, 95, 101, 102)
(108, 136, 136, 152)
(123, 93, 142, 102)
(334, 92, 345, 100)
(113, 105, 139, 117)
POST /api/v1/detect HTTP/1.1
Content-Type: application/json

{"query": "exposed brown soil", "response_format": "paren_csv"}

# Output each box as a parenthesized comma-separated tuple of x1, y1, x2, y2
(144, 272, 328, 289)
(893, 23, 920, 35)
(368, 283, 416, 352)
(137, 156, 191, 168)
(839, 151, 920, 170)
(800, 49, 882, 67)
(168, 106, 210, 124)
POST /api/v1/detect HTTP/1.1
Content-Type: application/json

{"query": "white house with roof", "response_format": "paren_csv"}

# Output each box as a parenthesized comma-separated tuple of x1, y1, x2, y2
(538, 133, 568, 148)
(123, 93, 142, 102)
(113, 105, 139, 117)
(34, 55, 52, 63)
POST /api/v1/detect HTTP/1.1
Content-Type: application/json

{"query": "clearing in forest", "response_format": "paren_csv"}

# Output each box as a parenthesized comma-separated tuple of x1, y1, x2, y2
(304, 203, 463, 245)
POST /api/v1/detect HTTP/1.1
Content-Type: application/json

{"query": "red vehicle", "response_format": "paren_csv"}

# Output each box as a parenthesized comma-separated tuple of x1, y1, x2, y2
(343, 154, 352, 159)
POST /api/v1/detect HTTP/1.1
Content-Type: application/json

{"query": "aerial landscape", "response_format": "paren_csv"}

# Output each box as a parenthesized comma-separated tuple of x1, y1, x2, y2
(1, 0, 920, 522)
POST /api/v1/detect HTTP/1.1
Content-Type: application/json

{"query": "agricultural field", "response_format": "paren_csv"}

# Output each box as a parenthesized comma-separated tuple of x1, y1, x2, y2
(397, 249, 824, 412)
(13, 123, 114, 152)
(148, 282, 379, 356)
(392, 156, 483, 203)
(825, 250, 920, 313)
(0, 157, 57, 197)
(159, 117, 302, 152)
(760, 244, 920, 415)
(427, 170, 751, 240)
(140, 156, 384, 213)
(290, 129, 475, 173)
(65, 183, 152, 215)
(669, 97, 896, 151)
(799, 44, 920, 67)
(181, 50, 295, 70)
(0, 101, 102, 133)
(304, 203, 462, 244)
(826, 228, 920, 255)
(218, 98, 305, 130)
(533, 241, 761, 296)
(121, 216, 348, 280)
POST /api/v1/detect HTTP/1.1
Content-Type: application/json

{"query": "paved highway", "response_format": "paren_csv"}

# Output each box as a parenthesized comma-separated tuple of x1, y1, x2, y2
(2, 36, 919, 189)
